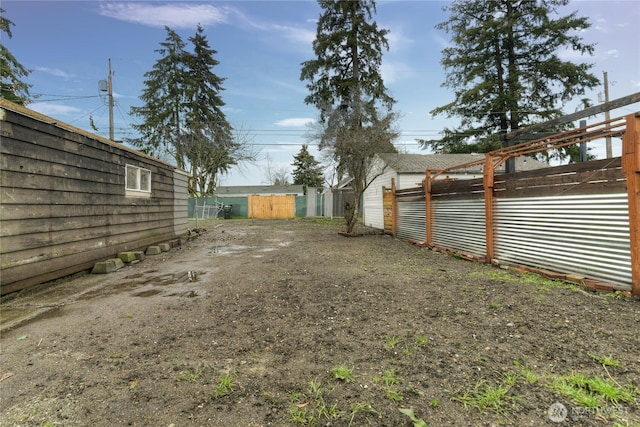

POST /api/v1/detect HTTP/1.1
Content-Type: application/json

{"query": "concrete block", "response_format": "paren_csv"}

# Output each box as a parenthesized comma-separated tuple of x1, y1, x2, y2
(91, 261, 116, 274)
(91, 258, 124, 274)
(159, 243, 171, 252)
(117, 252, 137, 263)
(132, 251, 146, 261)
(146, 246, 162, 255)
(111, 258, 125, 269)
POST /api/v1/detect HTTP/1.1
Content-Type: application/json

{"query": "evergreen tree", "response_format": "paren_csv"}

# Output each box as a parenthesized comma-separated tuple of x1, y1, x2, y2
(130, 27, 189, 169)
(130, 26, 242, 195)
(292, 145, 324, 194)
(422, 0, 599, 163)
(301, 0, 398, 233)
(184, 25, 236, 195)
(0, 9, 32, 105)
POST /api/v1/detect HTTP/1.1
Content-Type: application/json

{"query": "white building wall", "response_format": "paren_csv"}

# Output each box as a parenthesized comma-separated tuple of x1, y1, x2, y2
(363, 159, 397, 229)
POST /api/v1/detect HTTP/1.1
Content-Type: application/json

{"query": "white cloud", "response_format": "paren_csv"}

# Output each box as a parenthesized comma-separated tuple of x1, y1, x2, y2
(381, 60, 412, 84)
(605, 49, 619, 58)
(34, 67, 74, 79)
(232, 9, 315, 48)
(274, 118, 315, 127)
(29, 103, 83, 117)
(98, 3, 232, 29)
(384, 25, 413, 51)
(271, 24, 316, 47)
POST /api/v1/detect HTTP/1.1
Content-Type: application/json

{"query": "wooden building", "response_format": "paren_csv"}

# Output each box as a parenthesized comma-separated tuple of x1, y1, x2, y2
(0, 99, 190, 295)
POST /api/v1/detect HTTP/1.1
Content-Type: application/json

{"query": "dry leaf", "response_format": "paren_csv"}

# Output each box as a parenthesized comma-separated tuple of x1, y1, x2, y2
(0, 372, 15, 382)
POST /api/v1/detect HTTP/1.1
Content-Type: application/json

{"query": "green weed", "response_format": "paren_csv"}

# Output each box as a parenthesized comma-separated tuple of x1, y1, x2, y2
(399, 407, 429, 427)
(330, 365, 355, 382)
(178, 367, 203, 382)
(415, 336, 429, 346)
(386, 387, 404, 402)
(514, 363, 538, 384)
(385, 336, 403, 349)
(213, 371, 234, 398)
(452, 376, 519, 414)
(590, 354, 621, 367)
(288, 379, 342, 425)
(549, 372, 635, 407)
(382, 368, 402, 386)
(348, 402, 378, 426)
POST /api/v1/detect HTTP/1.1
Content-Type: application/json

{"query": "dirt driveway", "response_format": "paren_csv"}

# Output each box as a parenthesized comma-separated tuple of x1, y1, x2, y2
(1, 218, 638, 426)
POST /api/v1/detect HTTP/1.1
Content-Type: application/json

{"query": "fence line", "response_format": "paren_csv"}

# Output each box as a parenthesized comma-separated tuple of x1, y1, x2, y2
(390, 113, 639, 295)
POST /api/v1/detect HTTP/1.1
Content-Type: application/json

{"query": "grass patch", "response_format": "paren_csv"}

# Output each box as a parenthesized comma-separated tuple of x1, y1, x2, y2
(452, 374, 519, 414)
(549, 372, 636, 407)
(213, 371, 235, 398)
(349, 402, 378, 426)
(178, 367, 203, 382)
(385, 336, 403, 349)
(288, 379, 341, 425)
(590, 354, 621, 367)
(382, 368, 402, 386)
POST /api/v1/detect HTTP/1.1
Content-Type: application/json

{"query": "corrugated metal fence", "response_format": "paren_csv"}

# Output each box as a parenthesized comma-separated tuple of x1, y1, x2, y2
(390, 113, 639, 294)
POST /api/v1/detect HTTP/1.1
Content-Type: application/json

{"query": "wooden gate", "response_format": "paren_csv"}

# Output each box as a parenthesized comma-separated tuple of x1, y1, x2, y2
(248, 194, 296, 219)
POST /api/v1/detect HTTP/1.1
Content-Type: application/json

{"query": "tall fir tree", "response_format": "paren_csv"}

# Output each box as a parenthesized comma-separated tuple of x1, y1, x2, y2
(130, 26, 239, 195)
(301, 0, 398, 233)
(292, 145, 324, 194)
(422, 0, 599, 163)
(184, 25, 236, 195)
(0, 9, 32, 105)
(130, 27, 190, 169)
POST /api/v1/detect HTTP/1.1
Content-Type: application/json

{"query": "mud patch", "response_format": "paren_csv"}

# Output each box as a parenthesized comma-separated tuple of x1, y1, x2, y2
(0, 219, 638, 427)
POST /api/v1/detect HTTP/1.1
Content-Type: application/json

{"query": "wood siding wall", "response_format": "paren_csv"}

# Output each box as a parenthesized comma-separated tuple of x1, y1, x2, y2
(0, 100, 189, 295)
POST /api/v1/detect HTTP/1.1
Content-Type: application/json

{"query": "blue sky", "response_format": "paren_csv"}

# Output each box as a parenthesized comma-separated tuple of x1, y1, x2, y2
(3, 1, 639, 186)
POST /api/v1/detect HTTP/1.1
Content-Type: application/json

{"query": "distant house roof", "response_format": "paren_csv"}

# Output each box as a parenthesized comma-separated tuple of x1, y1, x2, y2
(216, 185, 305, 196)
(376, 153, 547, 174)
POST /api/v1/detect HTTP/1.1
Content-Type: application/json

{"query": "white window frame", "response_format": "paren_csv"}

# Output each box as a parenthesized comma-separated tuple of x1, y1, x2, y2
(125, 164, 151, 198)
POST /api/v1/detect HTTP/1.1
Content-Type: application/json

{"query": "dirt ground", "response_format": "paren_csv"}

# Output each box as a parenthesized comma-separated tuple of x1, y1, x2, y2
(1, 218, 638, 427)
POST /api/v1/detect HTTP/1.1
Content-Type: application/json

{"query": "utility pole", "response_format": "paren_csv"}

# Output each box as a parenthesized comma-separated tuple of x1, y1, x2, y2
(604, 71, 612, 158)
(108, 59, 114, 141)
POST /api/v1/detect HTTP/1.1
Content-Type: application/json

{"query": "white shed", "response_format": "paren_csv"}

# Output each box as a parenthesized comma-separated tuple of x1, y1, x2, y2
(363, 153, 547, 230)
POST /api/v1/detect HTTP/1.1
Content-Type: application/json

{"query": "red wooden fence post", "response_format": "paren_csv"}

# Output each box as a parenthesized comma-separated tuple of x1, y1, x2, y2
(391, 177, 397, 238)
(484, 155, 496, 262)
(622, 113, 640, 295)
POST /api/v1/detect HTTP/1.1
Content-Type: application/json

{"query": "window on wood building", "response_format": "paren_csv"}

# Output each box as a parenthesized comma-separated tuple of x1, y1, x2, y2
(125, 164, 151, 197)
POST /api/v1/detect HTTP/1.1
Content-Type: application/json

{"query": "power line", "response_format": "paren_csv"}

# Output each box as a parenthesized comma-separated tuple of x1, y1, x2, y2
(32, 94, 101, 102)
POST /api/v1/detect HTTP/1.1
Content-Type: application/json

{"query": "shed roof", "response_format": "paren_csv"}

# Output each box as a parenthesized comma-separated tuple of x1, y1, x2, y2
(376, 153, 548, 174)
